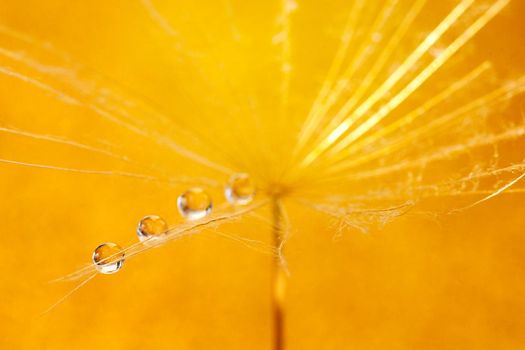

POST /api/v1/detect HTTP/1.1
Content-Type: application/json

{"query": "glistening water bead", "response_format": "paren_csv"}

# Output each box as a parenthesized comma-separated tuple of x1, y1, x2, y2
(92, 242, 125, 274)
(137, 215, 168, 243)
(177, 187, 213, 220)
(225, 173, 256, 205)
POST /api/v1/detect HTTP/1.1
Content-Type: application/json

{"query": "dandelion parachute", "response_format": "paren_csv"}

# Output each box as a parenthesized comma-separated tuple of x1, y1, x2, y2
(0, 0, 524, 348)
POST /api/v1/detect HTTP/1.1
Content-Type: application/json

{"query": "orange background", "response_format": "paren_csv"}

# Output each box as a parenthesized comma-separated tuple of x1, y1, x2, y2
(1, 1, 525, 349)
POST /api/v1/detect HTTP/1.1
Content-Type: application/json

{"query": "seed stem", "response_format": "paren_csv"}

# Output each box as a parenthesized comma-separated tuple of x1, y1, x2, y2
(271, 197, 286, 350)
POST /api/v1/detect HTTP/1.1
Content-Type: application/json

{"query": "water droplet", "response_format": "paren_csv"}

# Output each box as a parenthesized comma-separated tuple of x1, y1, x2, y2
(177, 187, 212, 220)
(225, 173, 256, 205)
(137, 215, 168, 243)
(92, 242, 125, 274)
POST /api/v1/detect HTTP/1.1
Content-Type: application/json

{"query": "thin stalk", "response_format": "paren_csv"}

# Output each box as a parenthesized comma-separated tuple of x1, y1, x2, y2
(271, 197, 286, 350)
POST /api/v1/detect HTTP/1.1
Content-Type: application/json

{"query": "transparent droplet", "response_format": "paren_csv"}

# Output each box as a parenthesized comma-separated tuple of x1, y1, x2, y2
(177, 187, 212, 220)
(225, 173, 256, 205)
(92, 242, 125, 274)
(137, 215, 168, 243)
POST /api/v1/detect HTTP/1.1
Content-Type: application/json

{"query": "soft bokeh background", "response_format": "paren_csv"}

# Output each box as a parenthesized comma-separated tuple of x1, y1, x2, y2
(1, 0, 525, 348)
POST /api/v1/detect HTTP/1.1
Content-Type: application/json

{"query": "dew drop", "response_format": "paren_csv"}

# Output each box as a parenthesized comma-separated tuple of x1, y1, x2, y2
(92, 242, 125, 274)
(137, 215, 168, 243)
(225, 173, 256, 205)
(177, 187, 212, 220)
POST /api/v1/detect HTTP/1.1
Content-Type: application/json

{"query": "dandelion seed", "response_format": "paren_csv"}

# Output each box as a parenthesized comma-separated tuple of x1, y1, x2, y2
(3, 0, 525, 348)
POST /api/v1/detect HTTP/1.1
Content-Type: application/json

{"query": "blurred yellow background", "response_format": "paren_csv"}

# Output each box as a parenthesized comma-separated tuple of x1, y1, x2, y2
(1, 0, 525, 349)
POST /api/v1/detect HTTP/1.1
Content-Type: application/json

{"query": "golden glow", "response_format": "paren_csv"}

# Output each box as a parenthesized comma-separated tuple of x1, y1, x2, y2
(1, 0, 525, 349)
